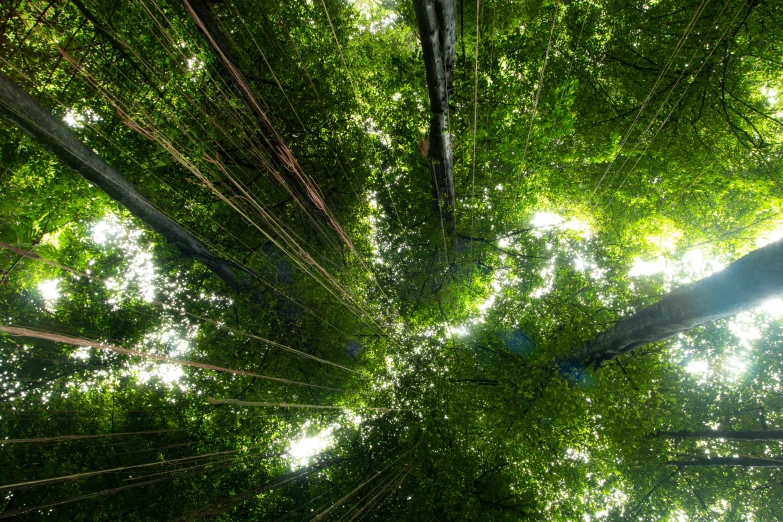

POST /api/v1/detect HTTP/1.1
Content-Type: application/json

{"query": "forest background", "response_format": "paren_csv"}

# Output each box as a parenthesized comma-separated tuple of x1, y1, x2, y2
(1, 0, 783, 519)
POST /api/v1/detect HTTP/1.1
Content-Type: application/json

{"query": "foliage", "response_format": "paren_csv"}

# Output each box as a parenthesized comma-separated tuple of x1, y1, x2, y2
(2, 0, 783, 519)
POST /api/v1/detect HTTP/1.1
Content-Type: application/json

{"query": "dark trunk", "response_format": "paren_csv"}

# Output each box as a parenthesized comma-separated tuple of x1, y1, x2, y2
(565, 238, 783, 369)
(657, 429, 783, 441)
(669, 456, 783, 467)
(413, 0, 456, 229)
(0, 71, 251, 292)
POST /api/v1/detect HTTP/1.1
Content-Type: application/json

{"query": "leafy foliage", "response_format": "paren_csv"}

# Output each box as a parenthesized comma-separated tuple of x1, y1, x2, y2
(2, 0, 783, 519)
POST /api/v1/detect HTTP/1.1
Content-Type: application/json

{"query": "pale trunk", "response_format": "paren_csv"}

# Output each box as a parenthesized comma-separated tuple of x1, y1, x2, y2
(413, 0, 456, 227)
(567, 239, 783, 369)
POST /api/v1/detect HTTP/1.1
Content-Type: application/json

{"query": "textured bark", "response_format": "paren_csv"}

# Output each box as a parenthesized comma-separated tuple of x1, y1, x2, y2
(567, 238, 783, 369)
(668, 456, 783, 467)
(657, 429, 783, 441)
(413, 0, 456, 227)
(0, 71, 251, 292)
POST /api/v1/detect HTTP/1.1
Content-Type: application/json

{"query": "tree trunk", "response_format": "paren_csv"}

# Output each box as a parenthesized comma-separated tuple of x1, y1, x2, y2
(0, 71, 251, 292)
(413, 0, 456, 228)
(565, 238, 783, 369)
(668, 456, 783, 467)
(657, 429, 783, 441)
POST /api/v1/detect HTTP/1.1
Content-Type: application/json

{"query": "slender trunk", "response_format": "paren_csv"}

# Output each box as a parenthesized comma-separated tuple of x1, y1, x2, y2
(656, 429, 783, 441)
(0, 428, 188, 444)
(311, 469, 387, 522)
(69, 0, 143, 81)
(669, 456, 783, 467)
(0, 446, 266, 490)
(0, 474, 174, 519)
(565, 238, 783, 369)
(0, 71, 252, 292)
(181, 0, 291, 176)
(182, 0, 259, 127)
(413, 0, 456, 228)
(206, 397, 405, 412)
(0, 325, 341, 391)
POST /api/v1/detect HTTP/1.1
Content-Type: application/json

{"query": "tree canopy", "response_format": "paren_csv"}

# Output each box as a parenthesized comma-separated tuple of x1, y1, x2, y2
(1, 0, 783, 519)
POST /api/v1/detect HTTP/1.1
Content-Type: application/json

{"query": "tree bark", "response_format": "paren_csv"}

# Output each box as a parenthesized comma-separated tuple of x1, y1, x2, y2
(565, 238, 783, 369)
(657, 429, 783, 441)
(668, 456, 783, 467)
(413, 0, 456, 228)
(0, 71, 251, 292)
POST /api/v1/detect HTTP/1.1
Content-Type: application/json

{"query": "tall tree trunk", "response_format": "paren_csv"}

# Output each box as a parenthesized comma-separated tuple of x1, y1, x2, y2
(413, 0, 456, 229)
(565, 238, 783, 369)
(668, 456, 783, 467)
(656, 429, 783, 441)
(0, 71, 252, 292)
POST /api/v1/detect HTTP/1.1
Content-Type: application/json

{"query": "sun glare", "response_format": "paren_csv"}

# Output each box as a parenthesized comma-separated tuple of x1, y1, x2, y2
(37, 278, 62, 311)
(286, 422, 336, 468)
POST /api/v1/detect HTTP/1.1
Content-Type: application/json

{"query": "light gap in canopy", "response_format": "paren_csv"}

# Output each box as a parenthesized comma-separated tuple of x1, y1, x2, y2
(287, 0, 410, 299)
(266, 0, 422, 324)
(0, 325, 349, 392)
(261, 9, 415, 317)
(180, 448, 344, 519)
(0, 241, 361, 374)
(301, 0, 413, 318)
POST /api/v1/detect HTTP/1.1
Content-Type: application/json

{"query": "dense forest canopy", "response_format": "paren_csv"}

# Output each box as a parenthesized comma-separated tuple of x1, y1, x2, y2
(1, 0, 783, 519)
